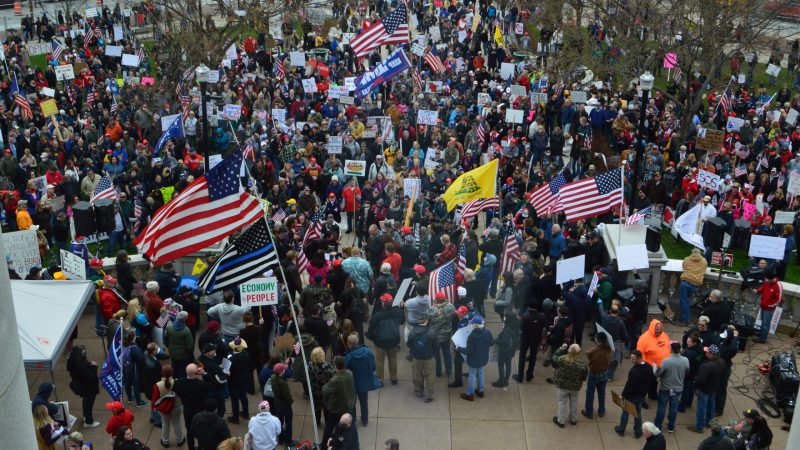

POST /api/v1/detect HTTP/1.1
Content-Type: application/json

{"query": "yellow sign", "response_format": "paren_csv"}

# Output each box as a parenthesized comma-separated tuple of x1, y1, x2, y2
(191, 257, 208, 276)
(442, 159, 498, 211)
(40, 99, 58, 117)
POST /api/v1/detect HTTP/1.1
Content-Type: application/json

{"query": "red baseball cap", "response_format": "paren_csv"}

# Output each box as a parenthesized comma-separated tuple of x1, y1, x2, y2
(381, 293, 393, 303)
(435, 292, 446, 301)
(456, 306, 469, 315)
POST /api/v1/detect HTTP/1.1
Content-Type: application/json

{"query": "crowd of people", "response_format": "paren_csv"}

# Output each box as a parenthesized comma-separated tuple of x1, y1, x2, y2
(9, 0, 797, 449)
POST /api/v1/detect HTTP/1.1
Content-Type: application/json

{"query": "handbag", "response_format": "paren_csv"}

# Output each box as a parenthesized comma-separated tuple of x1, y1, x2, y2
(154, 390, 176, 414)
(68, 379, 85, 396)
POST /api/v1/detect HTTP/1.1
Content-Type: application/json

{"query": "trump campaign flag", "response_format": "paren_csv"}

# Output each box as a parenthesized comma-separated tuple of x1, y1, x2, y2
(99, 323, 123, 400)
(153, 114, 185, 156)
(354, 47, 411, 99)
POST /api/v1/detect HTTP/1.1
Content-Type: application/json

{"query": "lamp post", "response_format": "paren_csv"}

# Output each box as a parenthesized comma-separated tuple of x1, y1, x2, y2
(628, 71, 655, 216)
(195, 64, 211, 173)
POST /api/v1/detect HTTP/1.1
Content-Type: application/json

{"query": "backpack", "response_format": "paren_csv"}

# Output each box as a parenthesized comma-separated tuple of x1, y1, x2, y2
(409, 328, 435, 360)
(323, 303, 339, 329)
(373, 312, 401, 348)
(262, 373, 275, 398)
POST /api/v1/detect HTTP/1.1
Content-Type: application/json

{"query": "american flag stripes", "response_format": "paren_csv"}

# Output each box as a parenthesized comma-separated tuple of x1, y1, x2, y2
(134, 152, 263, 265)
(499, 231, 521, 277)
(760, 155, 770, 169)
(735, 146, 750, 159)
(136, 45, 146, 64)
(350, 2, 409, 58)
(428, 259, 457, 303)
(271, 207, 287, 222)
(460, 197, 500, 223)
(86, 89, 96, 107)
(553, 169, 623, 222)
(424, 45, 446, 74)
(10, 76, 32, 120)
(719, 87, 733, 114)
(734, 165, 747, 177)
(625, 205, 652, 226)
(528, 171, 567, 216)
(83, 23, 95, 48)
(276, 58, 285, 79)
(412, 69, 423, 92)
(51, 39, 65, 60)
(296, 210, 326, 273)
(456, 242, 467, 275)
(91, 175, 118, 203)
(673, 66, 682, 83)
(477, 119, 487, 147)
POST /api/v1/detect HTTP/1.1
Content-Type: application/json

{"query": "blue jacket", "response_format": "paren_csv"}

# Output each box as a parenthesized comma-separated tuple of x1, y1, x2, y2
(462, 327, 494, 368)
(785, 235, 796, 262)
(549, 232, 566, 259)
(344, 345, 383, 393)
(560, 105, 575, 128)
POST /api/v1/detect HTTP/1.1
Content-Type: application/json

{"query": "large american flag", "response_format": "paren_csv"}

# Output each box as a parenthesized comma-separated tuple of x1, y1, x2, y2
(625, 205, 652, 226)
(499, 231, 521, 276)
(51, 39, 65, 60)
(428, 259, 457, 303)
(91, 175, 118, 203)
(296, 210, 325, 273)
(456, 241, 467, 275)
(135, 152, 263, 265)
(350, 2, 409, 58)
(553, 168, 623, 222)
(460, 197, 499, 223)
(528, 171, 567, 216)
(424, 45, 446, 74)
(719, 87, 733, 114)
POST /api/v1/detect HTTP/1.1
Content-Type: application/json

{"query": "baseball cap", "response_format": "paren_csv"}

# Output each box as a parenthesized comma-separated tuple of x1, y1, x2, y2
(704, 344, 720, 356)
(435, 291, 446, 301)
(456, 306, 469, 315)
(273, 363, 288, 374)
(413, 264, 426, 274)
(106, 401, 124, 413)
(381, 293, 393, 304)
(471, 316, 484, 325)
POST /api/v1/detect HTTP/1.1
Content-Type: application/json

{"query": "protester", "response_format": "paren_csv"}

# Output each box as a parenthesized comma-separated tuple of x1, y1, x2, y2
(366, 293, 402, 384)
(66, 345, 101, 428)
(344, 334, 382, 426)
(653, 342, 689, 433)
(105, 401, 135, 437)
(190, 399, 231, 450)
(151, 365, 185, 447)
(615, 350, 654, 439)
(551, 343, 588, 427)
(322, 356, 356, 446)
(247, 401, 282, 450)
(582, 332, 612, 419)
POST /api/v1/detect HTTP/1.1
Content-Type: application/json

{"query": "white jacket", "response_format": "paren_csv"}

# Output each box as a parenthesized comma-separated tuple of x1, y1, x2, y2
(247, 412, 281, 450)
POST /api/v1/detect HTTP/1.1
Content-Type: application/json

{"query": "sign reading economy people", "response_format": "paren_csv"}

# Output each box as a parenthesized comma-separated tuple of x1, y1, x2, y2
(354, 48, 411, 99)
(441, 158, 499, 210)
(239, 277, 279, 306)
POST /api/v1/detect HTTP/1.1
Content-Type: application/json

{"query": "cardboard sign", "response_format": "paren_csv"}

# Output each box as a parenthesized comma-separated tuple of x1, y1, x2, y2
(301, 78, 318, 93)
(748, 235, 786, 260)
(60, 249, 87, 280)
(344, 160, 366, 176)
(40, 87, 56, 97)
(289, 51, 306, 66)
(417, 109, 439, 126)
(774, 211, 796, 225)
(612, 391, 638, 418)
(327, 135, 343, 153)
(105, 45, 123, 57)
(695, 128, 725, 151)
(570, 90, 588, 103)
(3, 230, 41, 276)
(616, 244, 649, 271)
(500, 62, 515, 80)
(697, 169, 721, 190)
(54, 65, 75, 81)
(505, 109, 524, 124)
(404, 178, 421, 200)
(121, 54, 140, 67)
(40, 99, 58, 117)
(556, 255, 585, 284)
(411, 42, 426, 56)
(27, 43, 51, 56)
(787, 108, 799, 125)
(515, 23, 524, 34)
(272, 108, 286, 124)
(239, 277, 279, 306)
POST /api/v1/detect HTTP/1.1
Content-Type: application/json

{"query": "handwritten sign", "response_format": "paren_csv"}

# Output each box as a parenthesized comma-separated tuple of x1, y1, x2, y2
(54, 65, 75, 81)
(696, 128, 725, 151)
(411, 42, 426, 56)
(302, 78, 318, 93)
(697, 169, 721, 190)
(570, 90, 588, 103)
(239, 277, 279, 306)
(328, 85, 348, 99)
(121, 54, 140, 67)
(27, 43, 51, 56)
(417, 109, 439, 125)
(505, 109, 524, 124)
(749, 235, 786, 260)
(40, 99, 58, 117)
(105, 45, 123, 57)
(272, 108, 286, 124)
(327, 135, 343, 153)
(787, 109, 799, 125)
(339, 96, 354, 105)
(60, 249, 86, 280)
(344, 159, 366, 176)
(404, 178, 421, 200)
(663, 52, 677, 69)
(3, 230, 41, 276)
(290, 51, 306, 66)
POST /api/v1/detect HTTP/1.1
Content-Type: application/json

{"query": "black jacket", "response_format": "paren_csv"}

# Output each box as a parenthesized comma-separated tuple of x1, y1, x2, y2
(328, 422, 359, 449)
(642, 433, 667, 450)
(695, 357, 726, 395)
(621, 362, 654, 402)
(190, 411, 230, 450)
(67, 358, 100, 396)
(366, 305, 403, 349)
(519, 309, 545, 345)
(701, 301, 734, 332)
(173, 378, 214, 417)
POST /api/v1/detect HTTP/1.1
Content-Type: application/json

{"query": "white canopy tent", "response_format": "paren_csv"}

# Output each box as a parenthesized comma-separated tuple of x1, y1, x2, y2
(13, 280, 93, 371)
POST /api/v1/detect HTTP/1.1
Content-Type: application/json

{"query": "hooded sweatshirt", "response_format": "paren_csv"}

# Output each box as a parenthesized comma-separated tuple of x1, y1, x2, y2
(344, 345, 382, 393)
(247, 412, 281, 450)
(206, 302, 249, 337)
(637, 319, 671, 367)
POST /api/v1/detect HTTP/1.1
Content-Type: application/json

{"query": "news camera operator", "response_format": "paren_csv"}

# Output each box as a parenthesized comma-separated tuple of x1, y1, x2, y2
(700, 290, 734, 332)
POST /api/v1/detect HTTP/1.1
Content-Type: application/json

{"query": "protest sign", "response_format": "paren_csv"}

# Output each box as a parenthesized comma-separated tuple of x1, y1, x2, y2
(206, 69, 220, 83)
(500, 62, 515, 80)
(404, 178, 421, 200)
(505, 109, 524, 124)
(3, 230, 41, 276)
(726, 116, 745, 132)
(478, 93, 491, 106)
(301, 78, 318, 93)
(417, 109, 439, 125)
(738, 73, 746, 84)
(663, 52, 677, 69)
(272, 108, 286, 124)
(515, 23, 524, 34)
(60, 249, 87, 280)
(27, 43, 51, 56)
(411, 42, 426, 56)
(748, 235, 786, 260)
(696, 128, 724, 151)
(787, 109, 800, 125)
(121, 54, 140, 67)
(289, 51, 306, 66)
(54, 65, 75, 81)
(239, 277, 279, 306)
(570, 91, 588, 103)
(509, 84, 527, 98)
(327, 135, 343, 153)
(40, 99, 58, 117)
(113, 25, 124, 41)
(774, 211, 796, 225)
(766, 64, 781, 77)
(141, 77, 154, 86)
(788, 173, 800, 196)
(344, 160, 366, 176)
(222, 104, 242, 121)
(40, 87, 56, 97)
(424, 148, 440, 170)
(339, 96, 355, 105)
(429, 25, 441, 42)
(530, 92, 548, 104)
(105, 45, 123, 57)
(32, 175, 48, 192)
(697, 169, 721, 190)
(616, 244, 649, 271)
(556, 255, 585, 284)
(344, 77, 356, 91)
(328, 85, 348, 98)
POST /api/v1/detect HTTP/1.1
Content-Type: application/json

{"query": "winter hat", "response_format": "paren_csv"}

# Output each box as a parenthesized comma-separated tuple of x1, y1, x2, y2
(207, 320, 221, 333)
(258, 401, 270, 411)
(704, 344, 720, 356)
(229, 337, 248, 352)
(273, 363, 288, 374)
(457, 286, 467, 297)
(202, 343, 217, 353)
(177, 311, 189, 322)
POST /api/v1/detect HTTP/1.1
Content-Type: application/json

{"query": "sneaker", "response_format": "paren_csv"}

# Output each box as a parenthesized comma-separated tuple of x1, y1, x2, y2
(491, 381, 504, 388)
(83, 420, 101, 428)
(460, 393, 474, 401)
(161, 439, 170, 448)
(687, 425, 704, 433)
(512, 375, 523, 383)
(552, 416, 565, 428)
(580, 410, 593, 419)
(526, 374, 534, 382)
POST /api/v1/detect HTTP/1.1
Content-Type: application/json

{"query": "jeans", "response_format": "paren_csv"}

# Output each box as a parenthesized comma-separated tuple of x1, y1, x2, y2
(517, 338, 538, 379)
(695, 390, 716, 429)
(759, 309, 775, 341)
(584, 372, 608, 416)
(679, 281, 697, 322)
(617, 399, 643, 437)
(556, 388, 579, 424)
(679, 379, 695, 411)
(159, 405, 185, 444)
(229, 383, 248, 419)
(346, 211, 354, 232)
(351, 391, 369, 424)
(82, 393, 97, 423)
(654, 389, 681, 431)
(125, 373, 143, 404)
(607, 342, 623, 380)
(274, 405, 294, 443)
(467, 366, 485, 395)
(107, 230, 127, 256)
(433, 341, 452, 377)
(497, 353, 513, 384)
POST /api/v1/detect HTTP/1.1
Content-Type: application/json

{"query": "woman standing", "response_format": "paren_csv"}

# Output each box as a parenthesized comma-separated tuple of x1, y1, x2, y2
(308, 347, 334, 427)
(112, 426, 150, 450)
(340, 277, 367, 345)
(151, 365, 185, 447)
(66, 345, 101, 428)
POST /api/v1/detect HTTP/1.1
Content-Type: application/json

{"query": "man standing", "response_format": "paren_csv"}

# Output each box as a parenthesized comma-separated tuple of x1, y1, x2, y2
(173, 364, 213, 450)
(164, 311, 194, 380)
(688, 345, 726, 433)
(701, 290, 734, 332)
(582, 333, 612, 419)
(269, 363, 297, 447)
(449, 305, 477, 389)
(515, 304, 546, 383)
(246, 401, 281, 450)
(198, 343, 230, 417)
(614, 350, 654, 439)
(654, 342, 689, 433)
(344, 335, 382, 426)
(459, 316, 494, 401)
(322, 356, 356, 446)
(408, 312, 437, 402)
(327, 413, 359, 450)
(636, 319, 671, 408)
(596, 303, 629, 381)
(551, 343, 589, 427)
(679, 248, 708, 325)
(366, 294, 402, 384)
(207, 290, 250, 343)
(191, 399, 231, 450)
(753, 270, 782, 343)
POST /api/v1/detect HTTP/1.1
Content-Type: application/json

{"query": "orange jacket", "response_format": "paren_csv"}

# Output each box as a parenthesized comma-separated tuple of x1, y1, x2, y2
(636, 319, 671, 367)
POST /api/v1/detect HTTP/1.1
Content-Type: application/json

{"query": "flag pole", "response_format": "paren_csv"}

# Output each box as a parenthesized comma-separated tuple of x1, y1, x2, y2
(264, 222, 320, 446)
(619, 165, 624, 244)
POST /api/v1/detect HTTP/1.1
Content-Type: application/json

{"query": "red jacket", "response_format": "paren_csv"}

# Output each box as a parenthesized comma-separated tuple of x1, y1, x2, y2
(757, 279, 783, 311)
(98, 288, 121, 321)
(342, 186, 361, 213)
(105, 409, 134, 436)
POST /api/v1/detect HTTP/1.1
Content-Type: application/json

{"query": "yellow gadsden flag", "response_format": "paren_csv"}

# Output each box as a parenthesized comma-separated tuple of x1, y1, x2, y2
(442, 159, 498, 211)
(191, 257, 208, 276)
(494, 25, 505, 47)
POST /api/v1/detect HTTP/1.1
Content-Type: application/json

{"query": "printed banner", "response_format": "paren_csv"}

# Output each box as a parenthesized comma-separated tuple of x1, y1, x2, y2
(354, 48, 411, 99)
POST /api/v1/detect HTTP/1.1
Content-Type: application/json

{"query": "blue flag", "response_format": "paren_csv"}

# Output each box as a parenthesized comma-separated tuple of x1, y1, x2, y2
(354, 48, 411, 99)
(99, 323, 123, 400)
(153, 115, 185, 156)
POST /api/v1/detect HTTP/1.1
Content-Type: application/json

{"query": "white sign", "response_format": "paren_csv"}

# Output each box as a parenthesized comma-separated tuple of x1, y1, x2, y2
(207, 69, 220, 83)
(393, 277, 413, 307)
(478, 93, 491, 106)
(27, 43, 51, 56)
(411, 42, 426, 56)
(748, 235, 786, 260)
(32, 175, 48, 193)
(787, 109, 800, 125)
(451, 325, 473, 351)
(289, 51, 306, 66)
(40, 87, 55, 97)
(121, 54, 140, 67)
(161, 114, 182, 131)
(54, 65, 75, 81)
(556, 255, 585, 284)
(570, 91, 588, 103)
(105, 45, 123, 57)
(239, 277, 280, 306)
(429, 26, 441, 42)
(788, 173, 800, 196)
(766, 63, 781, 77)
(726, 116, 745, 132)
(222, 104, 242, 121)
(339, 96, 355, 105)
(327, 135, 343, 153)
(60, 249, 86, 280)
(616, 244, 650, 271)
(344, 77, 356, 91)
(737, 73, 746, 84)
(417, 109, 439, 126)
(509, 84, 527, 99)
(596, 323, 615, 352)
(3, 230, 41, 276)
(500, 62, 515, 80)
(505, 109, 524, 124)
(272, 108, 286, 124)
(697, 169, 721, 190)
(113, 25, 124, 41)
(328, 85, 348, 99)
(515, 23, 524, 34)
(404, 178, 421, 200)
(530, 93, 548, 104)
(225, 44, 238, 61)
(84, 6, 98, 17)
(301, 78, 318, 93)
(774, 211, 795, 225)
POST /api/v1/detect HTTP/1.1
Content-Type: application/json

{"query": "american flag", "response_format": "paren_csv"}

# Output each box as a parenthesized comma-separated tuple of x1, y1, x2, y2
(136, 44, 145, 64)
(424, 45, 446, 74)
(134, 152, 263, 265)
(734, 165, 747, 177)
(350, 2, 409, 58)
(219, 66, 227, 83)
(276, 58, 285, 79)
(83, 23, 95, 48)
(91, 175, 118, 203)
(456, 241, 467, 275)
(673, 66, 682, 83)
(625, 205, 652, 226)
(51, 39, 65, 60)
(528, 171, 567, 216)
(110, 95, 118, 114)
(499, 231, 521, 276)
(428, 260, 457, 303)
(760, 155, 770, 169)
(86, 89, 96, 107)
(243, 143, 255, 160)
(134, 196, 142, 222)
(460, 197, 500, 222)
(271, 207, 287, 222)
(477, 119, 487, 147)
(296, 210, 325, 273)
(719, 87, 733, 113)
(10, 76, 32, 120)
(552, 81, 564, 98)
(735, 146, 750, 159)
(412, 69, 423, 92)
(553, 168, 623, 222)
